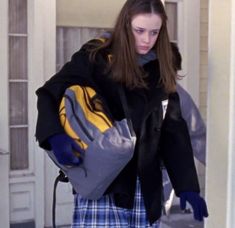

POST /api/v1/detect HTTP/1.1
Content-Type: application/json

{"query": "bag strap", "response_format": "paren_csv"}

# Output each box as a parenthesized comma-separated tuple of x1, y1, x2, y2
(52, 170, 69, 228)
(118, 86, 135, 137)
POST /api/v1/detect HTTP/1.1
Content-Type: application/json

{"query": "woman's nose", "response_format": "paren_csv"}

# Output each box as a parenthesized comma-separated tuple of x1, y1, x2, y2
(142, 33, 150, 43)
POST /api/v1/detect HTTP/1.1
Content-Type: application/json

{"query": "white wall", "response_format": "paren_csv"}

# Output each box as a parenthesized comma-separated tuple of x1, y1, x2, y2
(200, 0, 209, 121)
(0, 0, 10, 226)
(0, 150, 10, 228)
(57, 0, 126, 28)
(206, 0, 235, 227)
(226, 0, 235, 226)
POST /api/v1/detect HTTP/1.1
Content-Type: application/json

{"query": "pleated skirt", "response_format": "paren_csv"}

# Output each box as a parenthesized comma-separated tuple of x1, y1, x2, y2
(72, 178, 160, 228)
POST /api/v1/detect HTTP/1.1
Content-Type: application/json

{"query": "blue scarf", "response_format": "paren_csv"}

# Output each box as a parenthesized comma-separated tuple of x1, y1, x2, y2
(137, 50, 157, 66)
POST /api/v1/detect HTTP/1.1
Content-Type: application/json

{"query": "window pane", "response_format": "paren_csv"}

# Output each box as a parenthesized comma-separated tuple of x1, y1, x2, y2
(165, 2, 177, 41)
(9, 0, 28, 172)
(9, 82, 28, 125)
(9, 0, 27, 34)
(56, 27, 105, 71)
(10, 128, 28, 170)
(9, 36, 27, 79)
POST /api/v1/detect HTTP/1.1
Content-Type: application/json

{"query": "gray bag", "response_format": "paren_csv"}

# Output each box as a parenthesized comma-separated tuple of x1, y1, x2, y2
(48, 85, 136, 200)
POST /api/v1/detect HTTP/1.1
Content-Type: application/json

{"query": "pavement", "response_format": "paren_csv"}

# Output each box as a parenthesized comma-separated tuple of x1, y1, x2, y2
(160, 205, 204, 228)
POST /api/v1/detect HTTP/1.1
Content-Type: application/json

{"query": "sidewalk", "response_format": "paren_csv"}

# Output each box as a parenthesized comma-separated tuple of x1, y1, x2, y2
(160, 205, 204, 228)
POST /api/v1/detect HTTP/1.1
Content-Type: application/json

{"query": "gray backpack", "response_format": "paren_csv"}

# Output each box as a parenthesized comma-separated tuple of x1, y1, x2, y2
(48, 85, 136, 199)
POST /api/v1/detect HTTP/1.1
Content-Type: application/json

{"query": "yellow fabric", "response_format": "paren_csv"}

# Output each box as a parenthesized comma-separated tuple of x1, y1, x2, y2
(59, 85, 113, 151)
(97, 38, 106, 43)
(59, 97, 88, 150)
(71, 85, 113, 132)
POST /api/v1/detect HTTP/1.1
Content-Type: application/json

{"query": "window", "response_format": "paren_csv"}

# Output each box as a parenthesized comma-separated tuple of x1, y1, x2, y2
(9, 0, 28, 170)
(56, 27, 105, 70)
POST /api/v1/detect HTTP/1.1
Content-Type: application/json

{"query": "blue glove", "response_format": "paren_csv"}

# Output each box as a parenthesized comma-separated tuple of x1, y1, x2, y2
(179, 191, 208, 221)
(49, 133, 81, 166)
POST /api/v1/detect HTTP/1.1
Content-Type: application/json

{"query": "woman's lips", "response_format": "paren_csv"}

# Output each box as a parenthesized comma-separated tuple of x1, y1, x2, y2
(138, 46, 149, 51)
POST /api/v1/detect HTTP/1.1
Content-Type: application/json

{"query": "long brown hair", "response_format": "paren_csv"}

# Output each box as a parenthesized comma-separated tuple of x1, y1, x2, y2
(91, 0, 176, 93)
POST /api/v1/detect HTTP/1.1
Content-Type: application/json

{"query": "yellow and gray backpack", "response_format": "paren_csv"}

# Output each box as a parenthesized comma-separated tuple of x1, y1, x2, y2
(47, 84, 136, 200)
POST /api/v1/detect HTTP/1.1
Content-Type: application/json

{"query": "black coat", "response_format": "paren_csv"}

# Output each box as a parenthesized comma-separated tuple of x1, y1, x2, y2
(35, 40, 200, 225)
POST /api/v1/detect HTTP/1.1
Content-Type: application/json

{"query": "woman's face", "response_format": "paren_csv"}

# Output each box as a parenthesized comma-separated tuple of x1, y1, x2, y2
(131, 13, 162, 55)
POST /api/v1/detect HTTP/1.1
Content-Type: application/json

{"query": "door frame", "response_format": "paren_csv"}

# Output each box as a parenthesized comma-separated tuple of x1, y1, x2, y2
(0, 0, 10, 227)
(165, 0, 200, 106)
(0, 0, 45, 227)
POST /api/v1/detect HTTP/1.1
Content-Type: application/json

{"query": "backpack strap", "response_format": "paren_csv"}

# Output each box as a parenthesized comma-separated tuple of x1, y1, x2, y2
(52, 170, 69, 228)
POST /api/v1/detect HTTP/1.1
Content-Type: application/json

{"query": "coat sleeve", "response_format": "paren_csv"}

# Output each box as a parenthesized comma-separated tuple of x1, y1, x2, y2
(159, 92, 200, 196)
(35, 41, 97, 150)
(176, 84, 206, 165)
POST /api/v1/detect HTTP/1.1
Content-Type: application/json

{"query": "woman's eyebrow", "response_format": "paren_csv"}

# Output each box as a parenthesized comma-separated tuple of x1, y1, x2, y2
(132, 26, 145, 29)
(132, 26, 160, 32)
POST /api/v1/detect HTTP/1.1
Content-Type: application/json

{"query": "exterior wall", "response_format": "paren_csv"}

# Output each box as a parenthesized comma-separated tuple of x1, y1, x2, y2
(56, 0, 125, 28)
(195, 0, 209, 198)
(206, 0, 235, 227)
(0, 150, 10, 228)
(200, 0, 209, 122)
(0, 1, 10, 227)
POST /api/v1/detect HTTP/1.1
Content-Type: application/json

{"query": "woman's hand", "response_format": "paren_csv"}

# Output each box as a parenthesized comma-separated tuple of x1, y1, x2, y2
(49, 133, 81, 166)
(179, 191, 209, 221)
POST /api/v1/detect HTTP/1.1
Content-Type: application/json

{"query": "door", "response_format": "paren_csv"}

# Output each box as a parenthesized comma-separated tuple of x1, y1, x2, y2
(0, 0, 45, 227)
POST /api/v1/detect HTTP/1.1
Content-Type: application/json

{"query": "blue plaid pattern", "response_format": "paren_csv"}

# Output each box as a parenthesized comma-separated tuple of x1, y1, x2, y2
(72, 178, 160, 227)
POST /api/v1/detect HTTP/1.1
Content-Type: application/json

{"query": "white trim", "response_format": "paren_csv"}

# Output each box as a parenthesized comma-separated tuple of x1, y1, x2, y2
(206, 1, 234, 227)
(10, 182, 35, 223)
(9, 33, 28, 37)
(9, 79, 28, 82)
(28, 0, 45, 227)
(0, 152, 10, 227)
(43, 0, 56, 81)
(10, 125, 28, 128)
(176, 0, 184, 80)
(42, 0, 57, 227)
(227, 0, 235, 227)
(9, 0, 34, 179)
(0, 0, 10, 227)
(178, 0, 200, 106)
(9, 0, 45, 226)
(0, 0, 9, 154)
(165, 0, 200, 106)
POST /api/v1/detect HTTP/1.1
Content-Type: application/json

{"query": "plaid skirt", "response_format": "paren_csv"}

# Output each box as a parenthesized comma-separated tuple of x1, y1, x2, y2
(72, 178, 160, 227)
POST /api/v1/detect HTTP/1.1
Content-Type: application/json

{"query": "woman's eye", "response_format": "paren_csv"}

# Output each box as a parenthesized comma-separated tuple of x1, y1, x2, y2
(151, 31, 159, 36)
(135, 29, 144, 34)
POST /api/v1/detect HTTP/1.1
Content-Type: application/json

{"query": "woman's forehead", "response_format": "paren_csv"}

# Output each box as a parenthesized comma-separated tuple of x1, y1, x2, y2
(131, 13, 162, 30)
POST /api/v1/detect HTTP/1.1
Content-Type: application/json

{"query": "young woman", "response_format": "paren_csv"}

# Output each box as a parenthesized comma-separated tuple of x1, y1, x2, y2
(35, 0, 208, 227)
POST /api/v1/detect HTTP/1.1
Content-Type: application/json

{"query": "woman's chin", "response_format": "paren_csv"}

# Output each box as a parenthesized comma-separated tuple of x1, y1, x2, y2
(137, 49, 149, 55)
